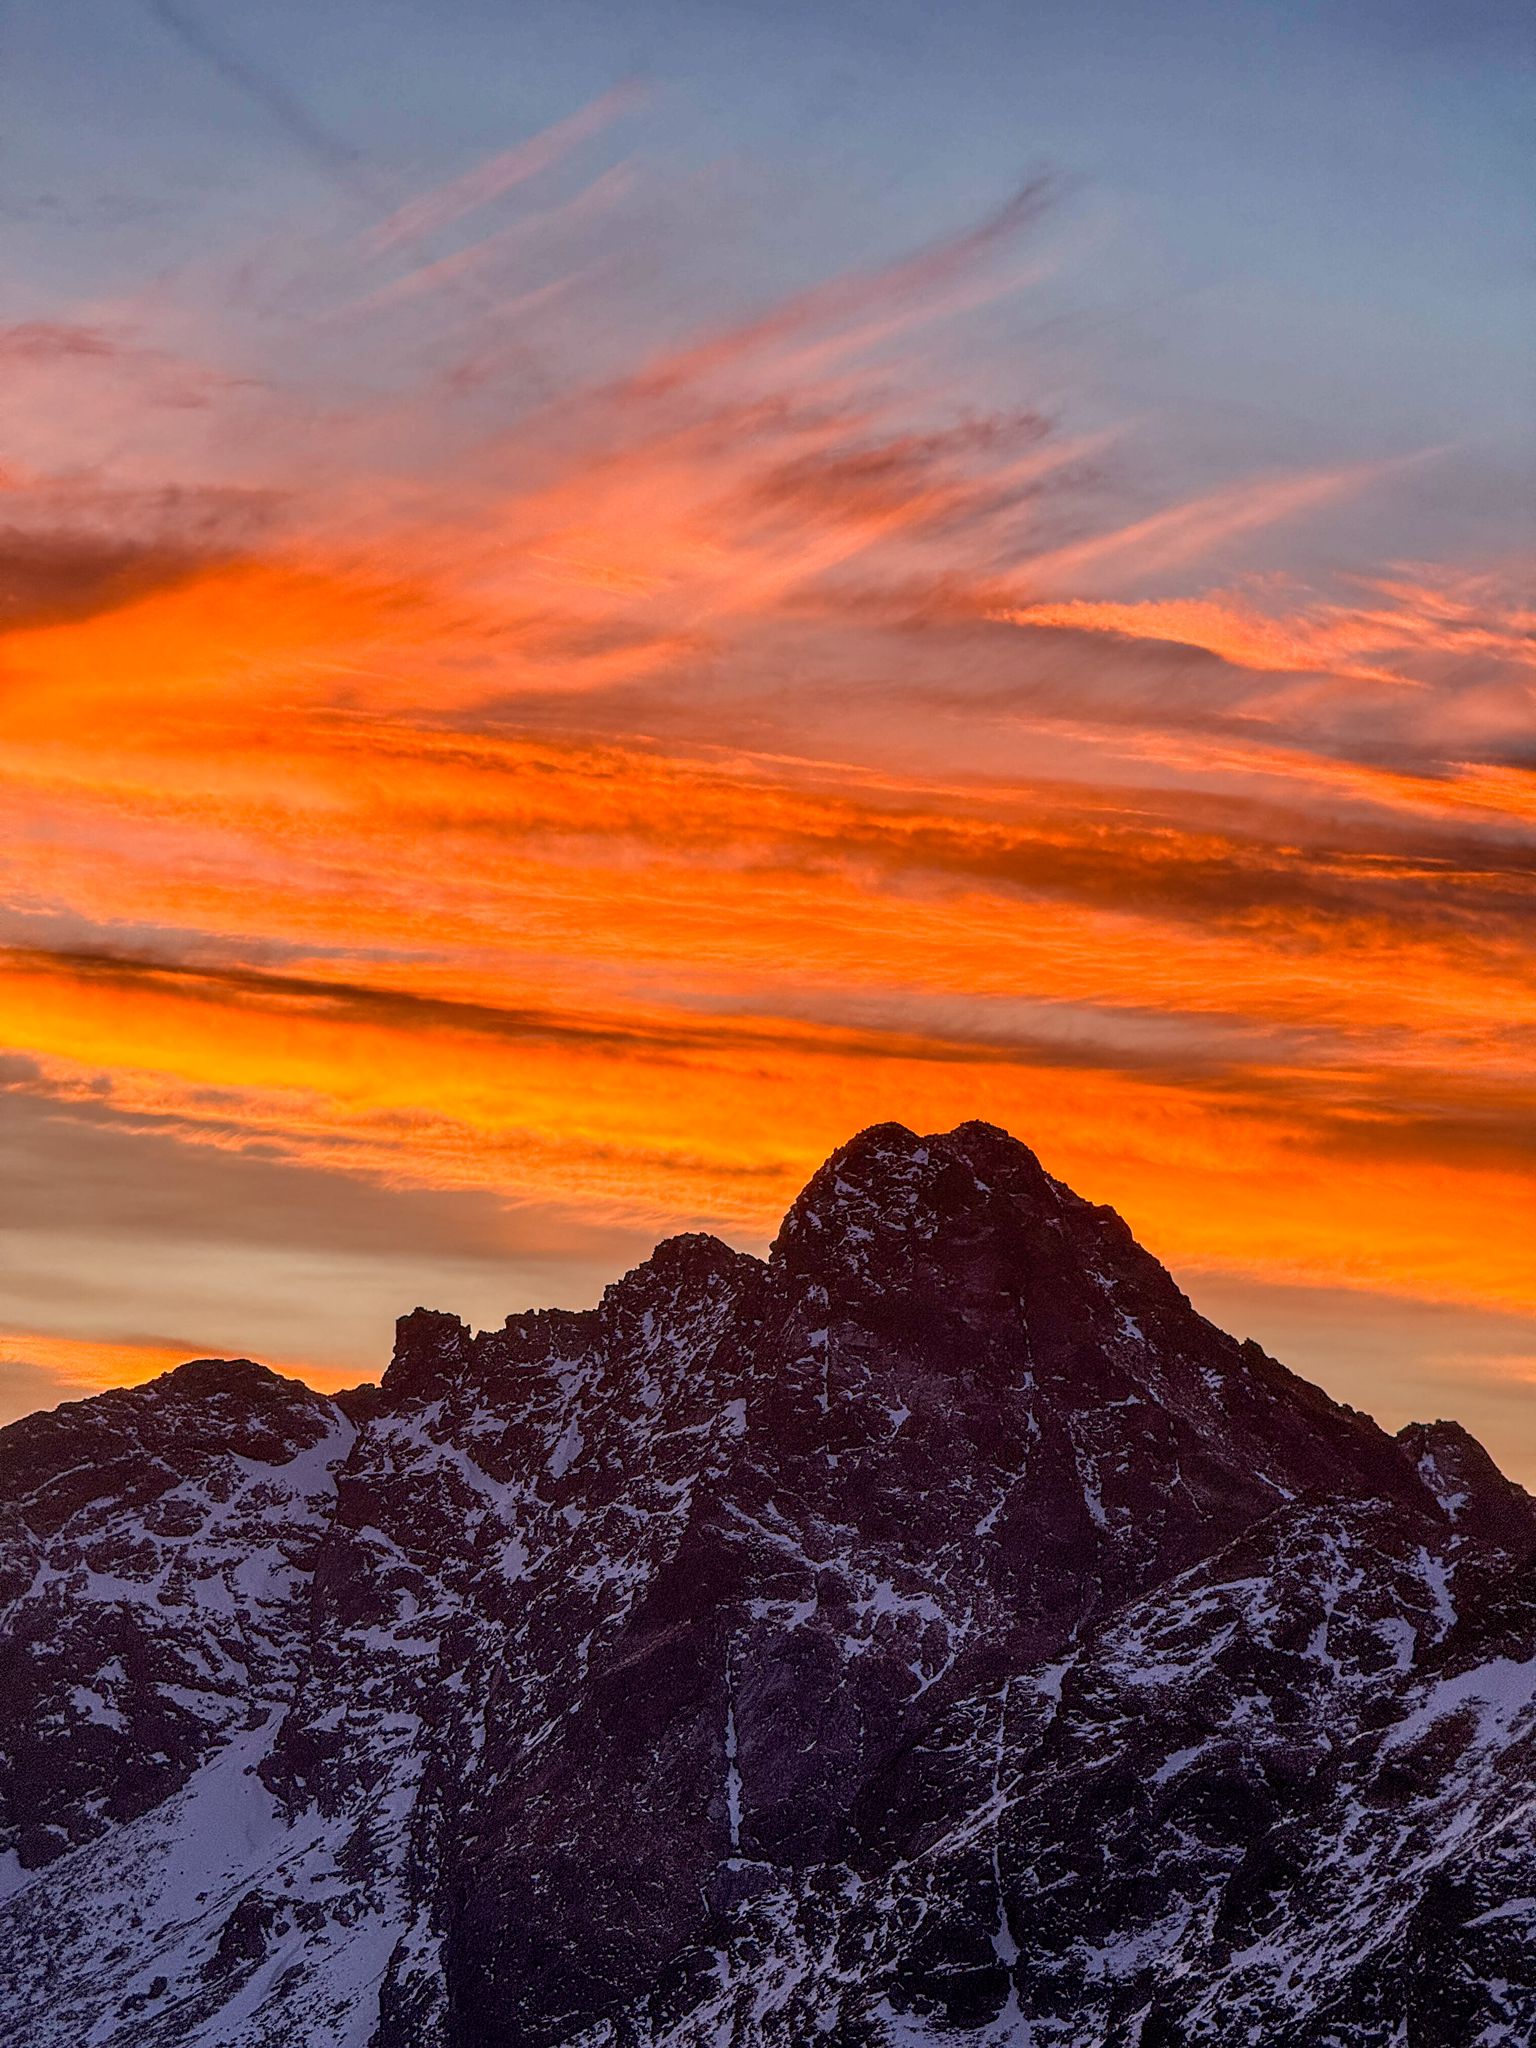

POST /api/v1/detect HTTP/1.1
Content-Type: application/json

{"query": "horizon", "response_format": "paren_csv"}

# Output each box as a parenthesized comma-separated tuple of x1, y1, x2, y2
(3, 0, 1534, 1477)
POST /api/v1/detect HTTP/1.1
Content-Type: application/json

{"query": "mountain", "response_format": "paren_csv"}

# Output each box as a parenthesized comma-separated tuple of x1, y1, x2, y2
(2, 1120, 1534, 2046)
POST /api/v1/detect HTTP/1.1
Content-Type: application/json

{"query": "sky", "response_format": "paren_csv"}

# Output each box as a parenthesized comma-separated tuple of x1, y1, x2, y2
(2, 1, 1534, 1468)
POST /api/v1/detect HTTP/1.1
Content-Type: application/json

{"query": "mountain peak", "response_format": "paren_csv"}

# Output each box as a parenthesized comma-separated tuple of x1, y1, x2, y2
(5, 1123, 1534, 2047)
(774, 1117, 1052, 1259)
(1398, 1415, 1536, 1545)
(777, 1116, 1057, 1219)
(380, 1305, 474, 1402)
(601, 1227, 762, 1305)
(770, 1121, 1170, 1379)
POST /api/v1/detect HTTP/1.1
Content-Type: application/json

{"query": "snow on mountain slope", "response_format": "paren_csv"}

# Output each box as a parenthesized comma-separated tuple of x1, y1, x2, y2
(0, 1123, 1531, 2046)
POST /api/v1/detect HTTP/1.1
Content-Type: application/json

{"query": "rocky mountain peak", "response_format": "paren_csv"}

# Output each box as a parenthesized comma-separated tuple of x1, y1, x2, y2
(774, 1117, 1051, 1271)
(3, 1123, 1535, 2047)
(1398, 1415, 1536, 1546)
(595, 1229, 766, 1358)
(771, 1119, 1185, 1365)
(380, 1307, 476, 1404)
(0, 1356, 343, 1543)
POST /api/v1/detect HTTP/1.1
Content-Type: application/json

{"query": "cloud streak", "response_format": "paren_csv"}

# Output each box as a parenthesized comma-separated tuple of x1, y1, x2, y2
(364, 86, 644, 256)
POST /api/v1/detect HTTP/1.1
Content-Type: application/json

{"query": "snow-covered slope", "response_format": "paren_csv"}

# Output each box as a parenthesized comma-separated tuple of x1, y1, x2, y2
(1, 1122, 1532, 2046)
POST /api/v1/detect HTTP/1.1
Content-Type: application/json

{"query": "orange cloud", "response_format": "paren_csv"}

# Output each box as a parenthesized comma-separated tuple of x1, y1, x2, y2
(4, 168, 1533, 1415)
(995, 562, 1534, 689)
(996, 593, 1412, 683)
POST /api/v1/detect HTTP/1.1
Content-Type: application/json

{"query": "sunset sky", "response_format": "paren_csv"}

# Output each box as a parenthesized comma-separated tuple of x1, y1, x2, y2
(4, 2, 1534, 1469)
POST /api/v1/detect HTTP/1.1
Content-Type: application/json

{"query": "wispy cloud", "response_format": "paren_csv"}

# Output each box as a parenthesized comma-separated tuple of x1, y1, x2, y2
(1015, 461, 1398, 589)
(364, 84, 645, 257)
(5, 136, 1533, 1427)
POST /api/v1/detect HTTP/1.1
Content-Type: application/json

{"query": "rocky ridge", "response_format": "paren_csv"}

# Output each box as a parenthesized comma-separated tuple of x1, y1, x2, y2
(1, 1121, 1533, 2045)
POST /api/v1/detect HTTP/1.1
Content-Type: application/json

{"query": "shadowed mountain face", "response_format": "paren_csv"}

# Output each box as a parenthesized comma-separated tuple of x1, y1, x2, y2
(2, 1121, 1534, 2047)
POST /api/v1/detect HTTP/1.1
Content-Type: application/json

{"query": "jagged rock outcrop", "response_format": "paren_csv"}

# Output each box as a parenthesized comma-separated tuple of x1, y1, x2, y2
(0, 1360, 353, 1872)
(1, 1121, 1533, 2046)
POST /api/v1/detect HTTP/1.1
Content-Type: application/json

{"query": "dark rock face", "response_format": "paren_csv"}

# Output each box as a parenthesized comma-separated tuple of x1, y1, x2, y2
(1, 1121, 1534, 2047)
